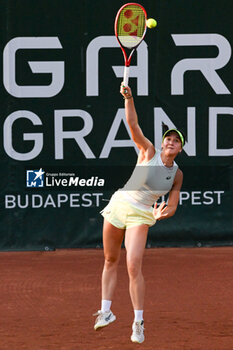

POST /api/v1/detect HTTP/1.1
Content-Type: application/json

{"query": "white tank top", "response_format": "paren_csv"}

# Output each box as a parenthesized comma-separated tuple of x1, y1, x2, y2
(120, 149, 178, 207)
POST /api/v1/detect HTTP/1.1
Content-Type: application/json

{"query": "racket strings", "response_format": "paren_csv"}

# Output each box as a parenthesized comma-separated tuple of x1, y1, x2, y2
(117, 5, 146, 49)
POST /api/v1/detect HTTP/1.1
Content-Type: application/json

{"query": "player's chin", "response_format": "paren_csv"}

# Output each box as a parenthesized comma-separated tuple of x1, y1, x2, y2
(166, 148, 181, 157)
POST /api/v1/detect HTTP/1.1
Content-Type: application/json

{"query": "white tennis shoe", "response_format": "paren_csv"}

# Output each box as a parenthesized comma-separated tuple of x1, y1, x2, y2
(93, 310, 116, 330)
(131, 320, 145, 343)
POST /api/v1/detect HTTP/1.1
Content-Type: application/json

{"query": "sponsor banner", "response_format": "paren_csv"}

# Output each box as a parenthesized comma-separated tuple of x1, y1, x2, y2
(4, 190, 226, 210)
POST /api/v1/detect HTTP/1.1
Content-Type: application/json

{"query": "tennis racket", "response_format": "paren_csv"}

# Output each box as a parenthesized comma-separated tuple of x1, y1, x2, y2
(115, 3, 147, 87)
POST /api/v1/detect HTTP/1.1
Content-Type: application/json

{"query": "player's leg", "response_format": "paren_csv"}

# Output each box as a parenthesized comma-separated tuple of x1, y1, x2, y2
(124, 224, 149, 343)
(94, 219, 125, 330)
(125, 224, 148, 309)
(102, 219, 125, 301)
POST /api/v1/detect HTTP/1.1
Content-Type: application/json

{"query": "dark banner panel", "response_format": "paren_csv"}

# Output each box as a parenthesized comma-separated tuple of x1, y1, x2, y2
(0, 0, 232, 250)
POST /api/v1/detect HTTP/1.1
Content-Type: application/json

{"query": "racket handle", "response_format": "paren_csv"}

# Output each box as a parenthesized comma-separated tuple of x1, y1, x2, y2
(123, 66, 130, 86)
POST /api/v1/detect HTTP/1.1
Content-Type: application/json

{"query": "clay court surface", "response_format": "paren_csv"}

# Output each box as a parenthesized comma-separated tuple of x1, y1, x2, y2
(0, 247, 233, 350)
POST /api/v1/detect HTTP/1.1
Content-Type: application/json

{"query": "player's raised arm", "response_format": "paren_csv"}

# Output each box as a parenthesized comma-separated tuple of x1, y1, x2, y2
(120, 84, 154, 154)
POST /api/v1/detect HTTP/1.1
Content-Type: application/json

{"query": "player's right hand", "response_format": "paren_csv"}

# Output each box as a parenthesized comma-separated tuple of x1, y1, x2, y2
(120, 82, 132, 99)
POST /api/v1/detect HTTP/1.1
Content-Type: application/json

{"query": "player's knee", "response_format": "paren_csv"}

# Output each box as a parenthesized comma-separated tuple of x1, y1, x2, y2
(127, 259, 141, 279)
(104, 255, 119, 269)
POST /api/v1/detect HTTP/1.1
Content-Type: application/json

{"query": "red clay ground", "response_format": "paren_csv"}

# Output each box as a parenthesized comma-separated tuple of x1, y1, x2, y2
(0, 247, 233, 350)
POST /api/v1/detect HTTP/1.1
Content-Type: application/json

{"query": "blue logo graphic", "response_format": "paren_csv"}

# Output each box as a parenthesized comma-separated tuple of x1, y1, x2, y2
(26, 169, 45, 187)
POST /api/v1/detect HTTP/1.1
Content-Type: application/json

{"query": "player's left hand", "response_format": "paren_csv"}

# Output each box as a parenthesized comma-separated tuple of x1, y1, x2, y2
(153, 201, 168, 220)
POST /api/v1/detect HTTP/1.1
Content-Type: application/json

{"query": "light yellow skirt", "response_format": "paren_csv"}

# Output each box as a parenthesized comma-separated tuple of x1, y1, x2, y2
(101, 191, 156, 229)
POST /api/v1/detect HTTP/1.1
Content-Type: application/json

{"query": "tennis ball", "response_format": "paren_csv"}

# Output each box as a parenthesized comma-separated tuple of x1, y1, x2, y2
(146, 18, 157, 29)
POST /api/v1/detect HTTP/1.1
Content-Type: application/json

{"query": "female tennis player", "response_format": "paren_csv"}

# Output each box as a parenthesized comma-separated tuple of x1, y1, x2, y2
(94, 83, 185, 344)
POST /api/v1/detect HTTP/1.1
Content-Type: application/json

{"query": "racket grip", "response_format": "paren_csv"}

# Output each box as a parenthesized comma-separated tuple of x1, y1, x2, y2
(123, 66, 130, 86)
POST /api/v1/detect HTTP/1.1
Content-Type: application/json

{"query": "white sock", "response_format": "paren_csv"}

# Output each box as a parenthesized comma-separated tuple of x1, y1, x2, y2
(134, 310, 143, 322)
(101, 299, 112, 313)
